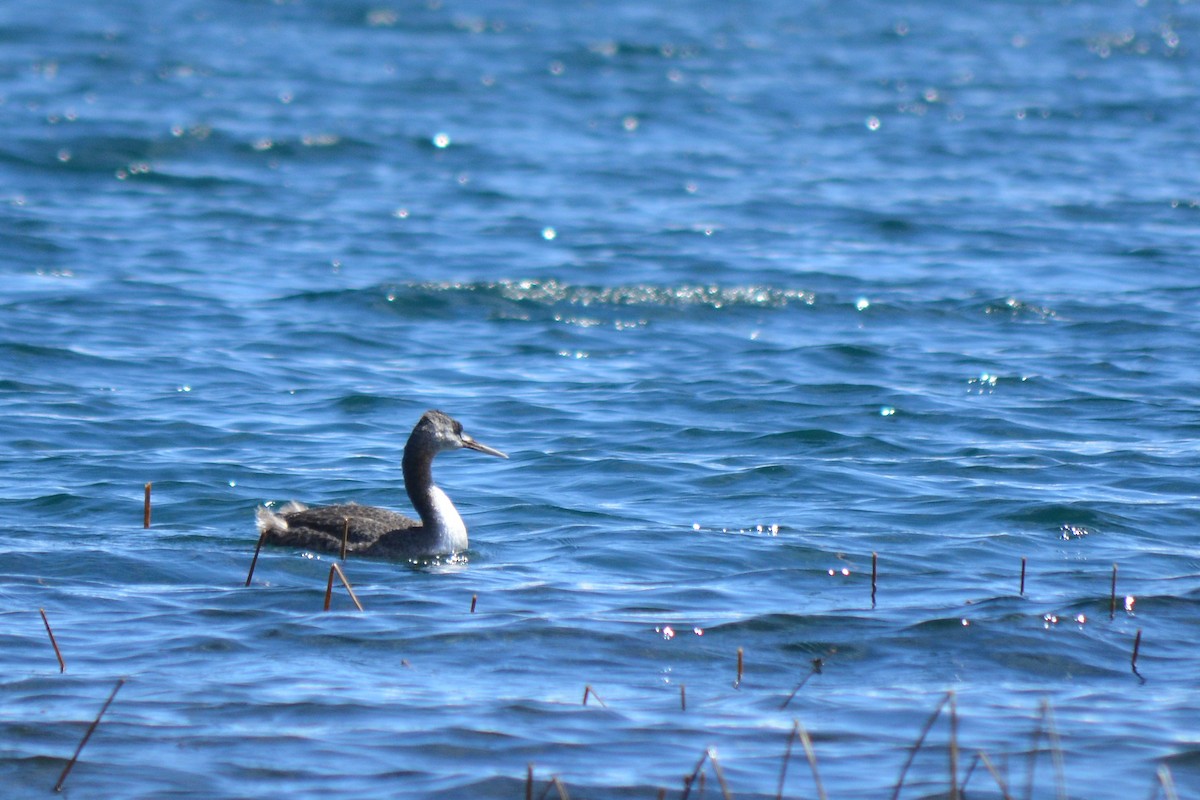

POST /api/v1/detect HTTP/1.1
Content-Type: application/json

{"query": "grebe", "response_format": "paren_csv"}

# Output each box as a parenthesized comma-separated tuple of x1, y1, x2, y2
(256, 410, 506, 558)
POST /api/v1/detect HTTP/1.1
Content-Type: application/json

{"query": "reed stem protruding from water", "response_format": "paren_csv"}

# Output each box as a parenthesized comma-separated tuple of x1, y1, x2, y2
(340, 518, 349, 561)
(1132, 629, 1143, 680)
(143, 482, 151, 528)
(889, 691, 953, 800)
(582, 685, 606, 708)
(470, 593, 478, 613)
(781, 658, 823, 710)
(323, 563, 364, 611)
(54, 678, 125, 793)
(245, 530, 267, 587)
(1110, 563, 1118, 620)
(1020, 556, 1027, 596)
(680, 683, 686, 711)
(40, 608, 65, 673)
(777, 718, 827, 800)
(734, 647, 744, 688)
(871, 551, 878, 607)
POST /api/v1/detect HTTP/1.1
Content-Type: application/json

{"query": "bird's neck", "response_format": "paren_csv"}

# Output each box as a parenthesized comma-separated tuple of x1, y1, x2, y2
(403, 447, 468, 552)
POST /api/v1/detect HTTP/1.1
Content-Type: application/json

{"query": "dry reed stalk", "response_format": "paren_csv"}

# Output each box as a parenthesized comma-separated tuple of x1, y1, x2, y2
(780, 658, 823, 710)
(872, 551, 878, 607)
(708, 749, 733, 800)
(526, 763, 533, 800)
(534, 775, 571, 800)
(680, 748, 710, 800)
(54, 678, 125, 792)
(1020, 557, 1026, 595)
(1132, 629, 1144, 680)
(1110, 563, 1118, 619)
(143, 482, 151, 528)
(340, 518, 349, 561)
(889, 691, 953, 800)
(581, 685, 606, 708)
(470, 593, 478, 613)
(734, 646, 744, 688)
(949, 692, 959, 800)
(329, 563, 364, 611)
(1022, 700, 1067, 800)
(245, 530, 267, 587)
(976, 751, 1015, 800)
(1043, 700, 1067, 800)
(1157, 764, 1179, 800)
(777, 718, 826, 800)
(40, 608, 66, 673)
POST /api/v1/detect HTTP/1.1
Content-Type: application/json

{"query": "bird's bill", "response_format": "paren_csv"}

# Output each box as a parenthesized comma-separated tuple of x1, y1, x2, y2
(462, 435, 508, 459)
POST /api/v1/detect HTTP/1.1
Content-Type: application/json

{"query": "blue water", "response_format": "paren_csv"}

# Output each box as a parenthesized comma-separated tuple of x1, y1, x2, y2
(3, 1, 1200, 797)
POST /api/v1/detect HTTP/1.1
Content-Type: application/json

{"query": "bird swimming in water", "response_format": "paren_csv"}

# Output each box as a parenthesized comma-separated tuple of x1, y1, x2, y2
(256, 410, 507, 558)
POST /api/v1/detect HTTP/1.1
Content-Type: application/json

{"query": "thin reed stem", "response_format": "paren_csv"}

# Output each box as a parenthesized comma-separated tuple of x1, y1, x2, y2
(1157, 764, 1179, 800)
(245, 529, 267, 587)
(977, 751, 1015, 800)
(40, 608, 66, 673)
(949, 692, 959, 800)
(331, 563, 364, 611)
(1110, 563, 1118, 619)
(872, 551, 878, 607)
(780, 658, 823, 710)
(143, 482, 151, 528)
(889, 691, 953, 800)
(708, 748, 733, 800)
(680, 748, 710, 800)
(54, 678, 125, 792)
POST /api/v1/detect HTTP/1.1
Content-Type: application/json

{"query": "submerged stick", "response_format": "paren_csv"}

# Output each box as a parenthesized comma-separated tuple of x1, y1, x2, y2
(54, 678, 125, 792)
(1109, 563, 1118, 619)
(871, 551, 878, 607)
(889, 691, 953, 800)
(245, 530, 267, 587)
(734, 647, 744, 688)
(143, 482, 151, 528)
(1020, 556, 1027, 596)
(40, 608, 66, 673)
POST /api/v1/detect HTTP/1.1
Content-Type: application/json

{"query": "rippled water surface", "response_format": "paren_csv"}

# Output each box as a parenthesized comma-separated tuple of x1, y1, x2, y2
(3, 1, 1200, 798)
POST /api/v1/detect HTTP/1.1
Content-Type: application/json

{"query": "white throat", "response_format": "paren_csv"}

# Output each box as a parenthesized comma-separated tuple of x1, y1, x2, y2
(425, 485, 468, 552)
